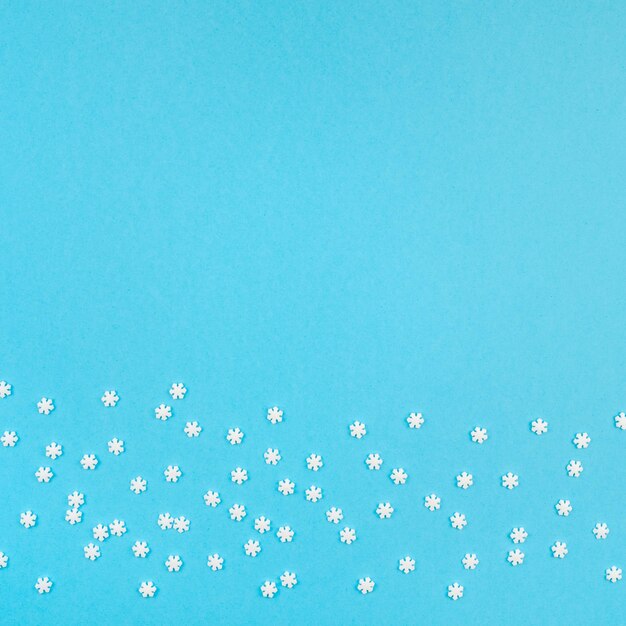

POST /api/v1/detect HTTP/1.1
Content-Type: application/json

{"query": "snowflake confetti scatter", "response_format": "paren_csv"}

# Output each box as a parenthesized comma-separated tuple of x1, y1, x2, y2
(365, 453, 383, 470)
(555, 499, 572, 517)
(157, 513, 174, 530)
(470, 426, 488, 444)
(0, 552, 8, 568)
(447, 583, 464, 601)
(326, 507, 344, 524)
(456, 472, 473, 489)
(305, 485, 322, 503)
(566, 460, 583, 478)
(107, 438, 124, 455)
(390, 468, 408, 485)
(501, 472, 519, 489)
(154, 404, 172, 421)
(276, 526, 294, 542)
(35, 577, 53, 594)
(231, 467, 248, 485)
(132, 541, 150, 558)
(606, 566, 622, 583)
(510, 527, 528, 544)
(244, 539, 261, 557)
(80, 454, 98, 470)
(139, 581, 157, 598)
(357, 577, 375, 595)
(614, 412, 626, 430)
(264, 447, 280, 464)
(424, 494, 441, 511)
(573, 432, 591, 449)
(593, 523, 609, 539)
(164, 465, 182, 482)
(101, 390, 119, 407)
(2, 431, 18, 447)
(463, 553, 479, 570)
(184, 421, 202, 437)
(507, 549, 525, 566)
(20, 511, 37, 528)
(37, 397, 54, 415)
(266, 406, 283, 425)
(165, 555, 183, 572)
(306, 453, 323, 471)
(229, 504, 247, 522)
(65, 508, 82, 525)
(68, 491, 85, 508)
(35, 467, 53, 483)
(130, 476, 147, 494)
(93, 524, 109, 542)
(45, 442, 62, 459)
(450, 512, 467, 530)
(204, 490, 221, 507)
(207, 554, 224, 571)
(278, 478, 295, 495)
(376, 502, 394, 519)
(340, 527, 357, 545)
(261, 580, 278, 598)
(551, 541, 568, 558)
(398, 556, 415, 574)
(349, 420, 367, 439)
(84, 543, 101, 561)
(531, 418, 548, 435)
(0, 380, 12, 398)
(280, 571, 298, 588)
(173, 516, 190, 533)
(226, 427, 244, 445)
(406, 412, 424, 429)
(109, 519, 127, 537)
(169, 383, 187, 400)
(254, 516, 271, 534)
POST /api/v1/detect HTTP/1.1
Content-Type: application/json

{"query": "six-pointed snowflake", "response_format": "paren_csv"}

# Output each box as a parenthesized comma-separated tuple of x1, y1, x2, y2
(551, 541, 568, 559)
(264, 447, 281, 464)
(573, 432, 591, 449)
(139, 581, 157, 597)
(244, 539, 261, 557)
(154, 404, 172, 421)
(132, 541, 150, 558)
(555, 499, 572, 517)
(507, 549, 525, 566)
(376, 502, 394, 519)
(398, 556, 415, 574)
(424, 494, 441, 511)
(340, 527, 357, 544)
(349, 421, 367, 439)
(169, 383, 187, 400)
(447, 582, 463, 600)
(267, 406, 283, 425)
(184, 421, 202, 437)
(450, 512, 467, 530)
(45, 442, 62, 459)
(365, 452, 383, 470)
(606, 566, 622, 583)
(108, 438, 125, 455)
(101, 390, 119, 407)
(531, 418, 548, 435)
(501, 472, 519, 489)
(1, 431, 18, 447)
(593, 523, 609, 540)
(470, 426, 488, 444)
(37, 398, 54, 415)
(306, 453, 323, 471)
(357, 577, 375, 594)
(165, 554, 183, 572)
(462, 553, 479, 570)
(406, 412, 424, 429)
(164, 465, 182, 482)
(456, 471, 473, 489)
(227, 427, 244, 445)
(566, 460, 583, 478)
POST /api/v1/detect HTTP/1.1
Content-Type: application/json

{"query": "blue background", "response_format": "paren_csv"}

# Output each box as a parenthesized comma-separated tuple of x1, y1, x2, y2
(1, 1, 626, 624)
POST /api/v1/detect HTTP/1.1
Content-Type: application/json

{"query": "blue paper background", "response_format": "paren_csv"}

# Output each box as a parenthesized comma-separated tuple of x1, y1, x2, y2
(1, 1, 626, 624)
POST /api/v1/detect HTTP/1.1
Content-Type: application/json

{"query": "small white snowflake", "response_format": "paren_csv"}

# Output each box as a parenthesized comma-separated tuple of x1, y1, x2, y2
(244, 539, 261, 557)
(230, 467, 248, 485)
(0, 552, 8, 568)
(276, 525, 294, 542)
(138, 581, 157, 598)
(184, 421, 202, 437)
(169, 383, 187, 400)
(501, 472, 519, 489)
(109, 519, 127, 537)
(349, 420, 367, 439)
(93, 524, 109, 542)
(530, 418, 548, 435)
(462, 553, 479, 570)
(173, 516, 190, 533)
(306, 453, 323, 471)
(566, 460, 583, 477)
(107, 438, 124, 455)
(165, 554, 183, 572)
(555, 499, 572, 517)
(375, 502, 394, 519)
(456, 472, 473, 489)
(450, 512, 467, 530)
(573, 432, 591, 449)
(130, 476, 147, 494)
(264, 447, 281, 464)
(0, 381, 12, 399)
(229, 504, 247, 522)
(45, 442, 62, 459)
(68, 491, 85, 507)
(606, 566, 622, 583)
(614, 412, 626, 430)
(164, 465, 182, 482)
(280, 571, 298, 588)
(207, 553, 224, 571)
(447, 582, 464, 601)
(507, 549, 525, 566)
(266, 406, 283, 424)
(65, 508, 82, 525)
(226, 427, 244, 445)
(154, 404, 172, 421)
(510, 527, 528, 544)
(365, 452, 383, 470)
(132, 541, 149, 558)
(20, 511, 37, 528)
(261, 580, 278, 598)
(254, 516, 271, 534)
(35, 577, 53, 594)
(390, 468, 408, 485)
(551, 541, 568, 558)
(1, 431, 18, 447)
(35, 467, 53, 483)
(593, 523, 609, 539)
(305, 485, 323, 503)
(37, 397, 54, 415)
(326, 507, 344, 524)
(357, 577, 375, 595)
(84, 543, 101, 561)
(157, 513, 174, 530)
(101, 390, 119, 407)
(406, 412, 424, 429)
(203, 490, 221, 507)
(424, 494, 441, 511)
(398, 556, 415, 573)
(278, 478, 295, 495)
(80, 454, 98, 470)
(470, 426, 488, 444)
(340, 527, 357, 544)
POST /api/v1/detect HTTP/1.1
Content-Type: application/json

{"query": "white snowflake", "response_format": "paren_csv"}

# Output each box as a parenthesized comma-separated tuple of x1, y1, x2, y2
(406, 412, 424, 429)
(164, 465, 182, 482)
(254, 516, 271, 534)
(593, 523, 610, 539)
(462, 553, 479, 570)
(447, 582, 463, 601)
(530, 418, 548, 435)
(65, 508, 82, 525)
(357, 577, 375, 594)
(37, 397, 54, 415)
(326, 507, 344, 524)
(264, 447, 280, 464)
(35, 467, 53, 483)
(390, 468, 408, 485)
(280, 571, 298, 588)
(231, 467, 248, 485)
(278, 478, 295, 495)
(165, 554, 183, 572)
(424, 494, 441, 511)
(109, 519, 127, 536)
(305, 485, 322, 503)
(450, 512, 467, 530)
(154, 404, 172, 421)
(44, 441, 62, 459)
(107, 438, 124, 455)
(132, 541, 149, 558)
(365, 452, 383, 470)
(184, 421, 202, 437)
(398, 556, 415, 574)
(573, 432, 591, 449)
(566, 460, 583, 477)
(169, 383, 187, 400)
(173, 516, 190, 533)
(0, 381, 12, 398)
(1, 431, 18, 447)
(244, 539, 261, 557)
(203, 490, 221, 507)
(35, 577, 53, 594)
(130, 476, 147, 494)
(606, 566, 622, 583)
(501, 472, 519, 489)
(340, 527, 357, 544)
(20, 511, 37, 528)
(349, 420, 367, 439)
(456, 472, 473, 489)
(614, 412, 626, 430)
(261, 580, 278, 598)
(207, 553, 224, 571)
(266, 406, 283, 424)
(93, 524, 109, 542)
(84, 543, 101, 561)
(226, 427, 244, 445)
(470, 426, 488, 444)
(510, 527, 528, 544)
(375, 502, 394, 519)
(80, 454, 98, 470)
(68, 491, 85, 507)
(138, 581, 157, 598)
(157, 513, 174, 530)
(306, 453, 323, 471)
(101, 390, 119, 407)
(508, 549, 525, 566)
(555, 499, 572, 516)
(276, 525, 294, 542)
(551, 541, 568, 558)
(0, 552, 8, 568)
(229, 504, 246, 522)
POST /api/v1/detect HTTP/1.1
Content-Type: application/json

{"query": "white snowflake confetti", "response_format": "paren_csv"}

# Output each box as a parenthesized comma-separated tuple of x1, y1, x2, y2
(530, 418, 548, 435)
(340, 527, 357, 544)
(462, 553, 479, 570)
(20, 511, 37, 528)
(276, 525, 294, 542)
(606, 566, 622, 583)
(456, 472, 473, 489)
(555, 499, 572, 517)
(264, 447, 281, 464)
(306, 453, 323, 471)
(37, 398, 54, 415)
(35, 577, 53, 594)
(184, 421, 202, 437)
(80, 454, 98, 470)
(1, 431, 18, 447)
(501, 472, 519, 489)
(107, 438, 124, 455)
(84, 543, 101, 561)
(305, 485, 323, 503)
(450, 512, 467, 530)
(0, 381, 12, 398)
(45, 442, 62, 459)
(101, 390, 119, 407)
(424, 494, 441, 511)
(365, 452, 383, 470)
(266, 406, 283, 425)
(203, 490, 221, 507)
(130, 476, 147, 494)
(138, 581, 157, 598)
(326, 507, 344, 524)
(566, 460, 583, 477)
(154, 404, 172, 421)
(227, 428, 244, 445)
(390, 468, 408, 485)
(447, 582, 463, 600)
(65, 508, 82, 525)
(280, 571, 298, 588)
(229, 504, 247, 522)
(207, 553, 224, 571)
(507, 549, 525, 566)
(349, 420, 367, 439)
(261, 580, 278, 598)
(551, 541, 568, 558)
(164, 465, 182, 482)
(254, 516, 271, 534)
(93, 524, 109, 542)
(132, 541, 150, 558)
(406, 412, 424, 429)
(244, 539, 261, 557)
(510, 527, 528, 544)
(109, 519, 127, 537)
(278, 478, 295, 495)
(375, 502, 394, 519)
(470, 426, 488, 444)
(614, 412, 626, 430)
(573, 432, 591, 449)
(35, 467, 53, 483)
(398, 556, 415, 574)
(169, 383, 187, 400)
(593, 523, 609, 539)
(165, 554, 183, 572)
(357, 577, 375, 594)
